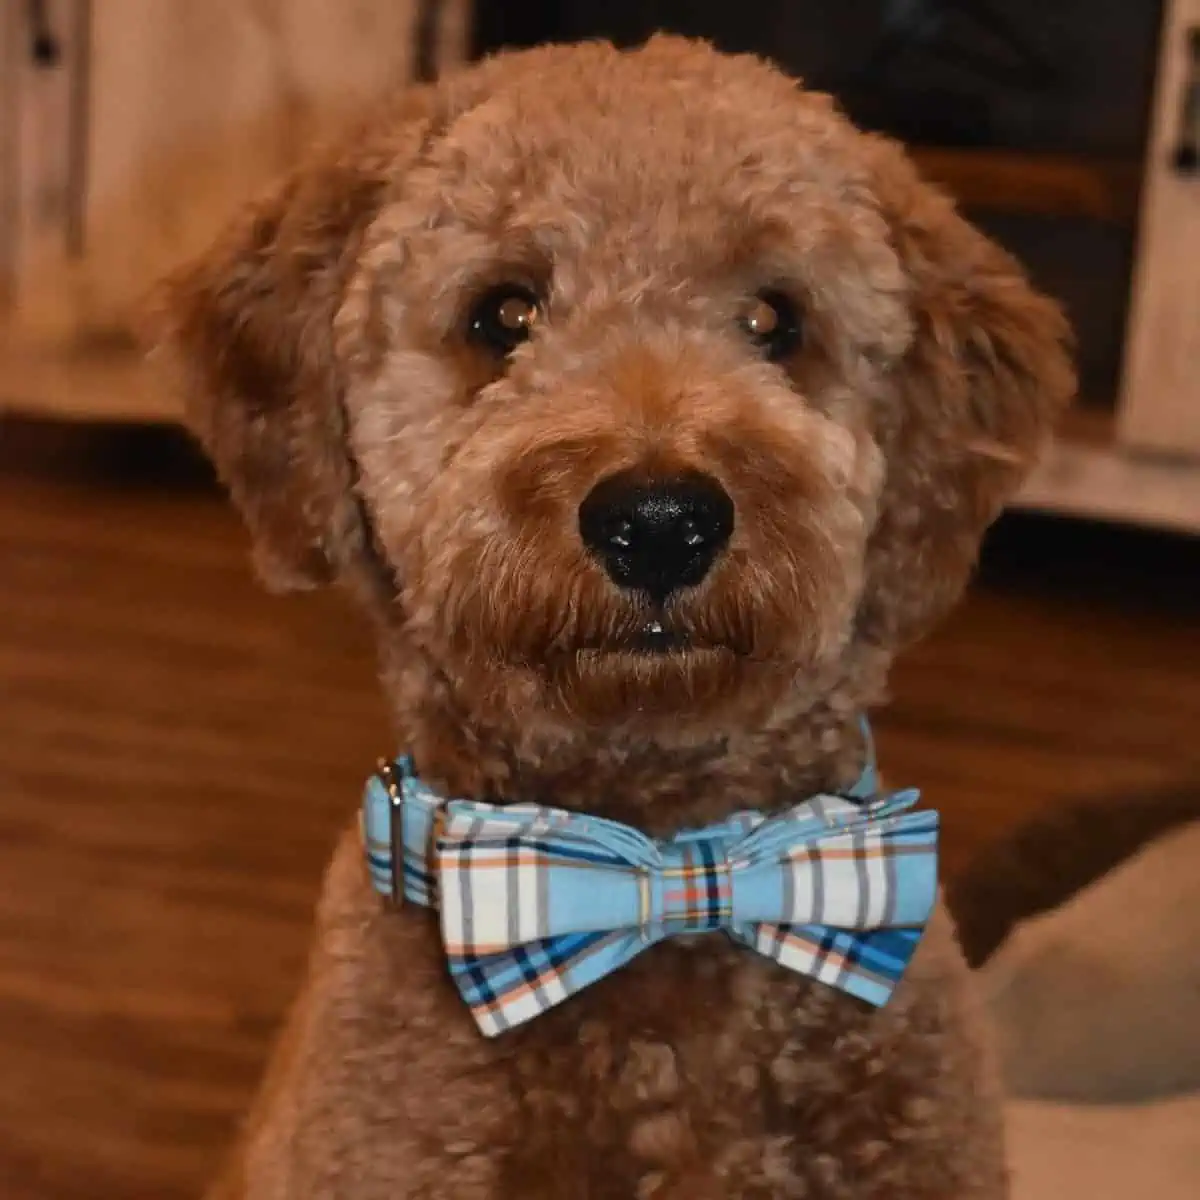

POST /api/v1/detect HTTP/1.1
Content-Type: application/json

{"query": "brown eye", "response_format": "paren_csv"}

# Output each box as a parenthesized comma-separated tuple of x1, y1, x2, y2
(739, 290, 802, 361)
(468, 284, 541, 356)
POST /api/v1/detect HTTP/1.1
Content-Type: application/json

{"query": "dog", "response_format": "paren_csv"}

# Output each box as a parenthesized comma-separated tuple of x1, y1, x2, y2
(149, 35, 1074, 1200)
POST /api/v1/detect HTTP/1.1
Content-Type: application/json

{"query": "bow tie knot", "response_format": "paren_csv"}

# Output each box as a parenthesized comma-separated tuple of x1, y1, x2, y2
(362, 749, 938, 1038)
(648, 838, 734, 933)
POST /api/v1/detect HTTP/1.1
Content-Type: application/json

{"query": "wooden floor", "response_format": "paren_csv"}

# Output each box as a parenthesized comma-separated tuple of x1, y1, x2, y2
(1, 419, 1198, 1200)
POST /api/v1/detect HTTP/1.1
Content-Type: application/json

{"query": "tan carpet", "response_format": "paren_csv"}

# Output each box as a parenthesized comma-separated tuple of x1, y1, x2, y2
(983, 821, 1200, 1196)
(1006, 1096, 1200, 1200)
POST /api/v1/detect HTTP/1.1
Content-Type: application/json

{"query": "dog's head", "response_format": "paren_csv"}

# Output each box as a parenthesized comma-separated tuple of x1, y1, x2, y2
(150, 38, 1073, 736)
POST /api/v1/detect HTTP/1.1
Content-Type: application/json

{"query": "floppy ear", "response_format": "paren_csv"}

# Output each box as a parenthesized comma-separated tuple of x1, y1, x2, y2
(144, 94, 435, 591)
(858, 137, 1076, 646)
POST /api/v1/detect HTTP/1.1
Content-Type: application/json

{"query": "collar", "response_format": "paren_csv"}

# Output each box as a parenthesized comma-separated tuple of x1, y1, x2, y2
(358, 718, 939, 1035)
(362, 717, 882, 908)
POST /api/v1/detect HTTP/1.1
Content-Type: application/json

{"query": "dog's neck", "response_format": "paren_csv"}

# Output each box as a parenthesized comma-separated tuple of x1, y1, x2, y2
(380, 643, 892, 837)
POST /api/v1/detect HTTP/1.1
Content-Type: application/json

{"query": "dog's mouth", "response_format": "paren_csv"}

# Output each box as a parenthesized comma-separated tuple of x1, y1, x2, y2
(527, 603, 782, 718)
(571, 615, 743, 659)
(626, 618, 692, 655)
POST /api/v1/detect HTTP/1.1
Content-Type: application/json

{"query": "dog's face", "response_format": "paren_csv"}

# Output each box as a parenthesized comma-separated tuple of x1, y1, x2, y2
(153, 39, 1073, 735)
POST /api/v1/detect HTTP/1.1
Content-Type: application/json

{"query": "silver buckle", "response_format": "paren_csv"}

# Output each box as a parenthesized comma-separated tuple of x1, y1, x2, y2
(376, 759, 405, 908)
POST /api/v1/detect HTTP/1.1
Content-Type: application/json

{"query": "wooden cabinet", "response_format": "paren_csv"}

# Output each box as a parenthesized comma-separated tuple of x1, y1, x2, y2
(1015, 0, 1200, 532)
(0, 0, 468, 420)
(1120, 0, 1200, 456)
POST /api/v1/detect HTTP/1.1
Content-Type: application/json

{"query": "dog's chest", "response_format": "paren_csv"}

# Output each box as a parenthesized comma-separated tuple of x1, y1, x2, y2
(486, 938, 874, 1197)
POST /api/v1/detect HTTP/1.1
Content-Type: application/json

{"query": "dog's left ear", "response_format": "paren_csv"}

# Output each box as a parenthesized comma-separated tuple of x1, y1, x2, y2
(858, 136, 1077, 646)
(142, 94, 437, 591)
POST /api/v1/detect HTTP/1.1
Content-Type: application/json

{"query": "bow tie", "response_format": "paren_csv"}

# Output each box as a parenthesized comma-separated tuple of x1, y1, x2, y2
(361, 730, 938, 1038)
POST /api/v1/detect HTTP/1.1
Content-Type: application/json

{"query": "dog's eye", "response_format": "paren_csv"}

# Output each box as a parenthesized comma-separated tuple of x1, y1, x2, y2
(468, 285, 541, 356)
(739, 291, 802, 361)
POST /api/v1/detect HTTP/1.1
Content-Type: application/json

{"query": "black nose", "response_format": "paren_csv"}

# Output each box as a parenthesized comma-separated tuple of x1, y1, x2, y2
(578, 470, 735, 600)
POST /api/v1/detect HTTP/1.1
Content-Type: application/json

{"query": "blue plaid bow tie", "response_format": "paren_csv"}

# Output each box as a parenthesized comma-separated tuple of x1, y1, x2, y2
(361, 729, 938, 1037)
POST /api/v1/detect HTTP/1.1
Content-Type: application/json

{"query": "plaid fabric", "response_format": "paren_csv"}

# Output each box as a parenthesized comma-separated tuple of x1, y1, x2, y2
(361, 731, 938, 1038)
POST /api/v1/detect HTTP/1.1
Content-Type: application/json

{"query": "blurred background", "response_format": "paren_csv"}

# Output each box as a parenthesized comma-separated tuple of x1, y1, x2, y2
(1, 2, 1198, 1197)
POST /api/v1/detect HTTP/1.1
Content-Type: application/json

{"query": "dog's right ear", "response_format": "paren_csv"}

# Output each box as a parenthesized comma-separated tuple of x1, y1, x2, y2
(144, 96, 434, 591)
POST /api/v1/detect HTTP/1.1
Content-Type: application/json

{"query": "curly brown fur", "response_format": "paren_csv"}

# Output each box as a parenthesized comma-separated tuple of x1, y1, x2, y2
(149, 36, 1074, 1200)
